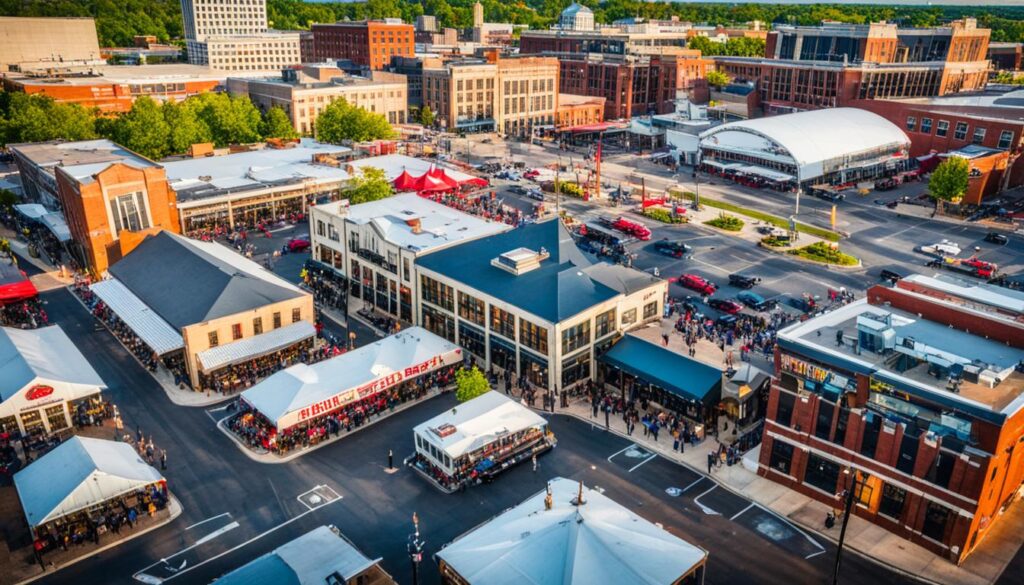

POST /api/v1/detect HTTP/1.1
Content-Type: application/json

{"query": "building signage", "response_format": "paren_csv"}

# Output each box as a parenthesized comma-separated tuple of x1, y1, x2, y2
(289, 349, 461, 428)
(780, 355, 830, 383)
(25, 385, 55, 401)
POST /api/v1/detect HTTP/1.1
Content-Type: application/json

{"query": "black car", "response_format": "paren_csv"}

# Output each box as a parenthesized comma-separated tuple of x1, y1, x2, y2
(984, 232, 1009, 245)
(654, 239, 692, 258)
(728, 273, 761, 289)
(879, 269, 904, 283)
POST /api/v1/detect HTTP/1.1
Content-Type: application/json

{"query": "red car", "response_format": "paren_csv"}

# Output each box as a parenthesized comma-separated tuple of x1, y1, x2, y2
(708, 298, 743, 315)
(610, 217, 652, 241)
(678, 274, 717, 295)
(287, 235, 311, 252)
(524, 169, 541, 180)
(963, 257, 996, 271)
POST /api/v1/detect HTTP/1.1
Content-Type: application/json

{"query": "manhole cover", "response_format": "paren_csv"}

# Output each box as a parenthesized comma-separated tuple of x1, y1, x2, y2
(665, 487, 682, 497)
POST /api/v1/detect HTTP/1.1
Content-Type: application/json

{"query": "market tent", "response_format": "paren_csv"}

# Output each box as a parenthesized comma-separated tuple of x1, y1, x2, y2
(89, 278, 184, 355)
(0, 262, 37, 306)
(437, 477, 707, 585)
(40, 212, 72, 242)
(241, 326, 462, 430)
(392, 169, 419, 191)
(0, 325, 106, 414)
(600, 335, 722, 406)
(196, 320, 315, 372)
(14, 436, 164, 528)
(414, 391, 547, 459)
(14, 203, 47, 221)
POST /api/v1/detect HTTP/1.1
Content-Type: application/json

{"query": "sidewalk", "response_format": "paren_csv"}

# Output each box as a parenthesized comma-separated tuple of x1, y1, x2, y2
(557, 396, 1022, 585)
(0, 228, 73, 292)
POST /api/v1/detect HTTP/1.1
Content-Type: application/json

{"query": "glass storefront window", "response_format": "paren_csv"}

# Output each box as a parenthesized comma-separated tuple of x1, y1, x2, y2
(520, 350, 549, 389)
(45, 405, 68, 431)
(776, 391, 796, 427)
(420, 275, 454, 311)
(769, 440, 794, 475)
(561, 321, 590, 354)
(519, 318, 548, 354)
(458, 322, 486, 360)
(879, 483, 907, 520)
(458, 292, 486, 326)
(804, 453, 841, 494)
(490, 336, 516, 372)
(594, 308, 616, 338)
(423, 305, 455, 342)
(20, 409, 45, 436)
(921, 501, 951, 542)
(562, 352, 591, 387)
(490, 306, 516, 340)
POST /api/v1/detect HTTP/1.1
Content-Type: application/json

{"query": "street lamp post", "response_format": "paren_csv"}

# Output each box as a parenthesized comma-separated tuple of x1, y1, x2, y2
(408, 512, 424, 585)
(832, 468, 858, 585)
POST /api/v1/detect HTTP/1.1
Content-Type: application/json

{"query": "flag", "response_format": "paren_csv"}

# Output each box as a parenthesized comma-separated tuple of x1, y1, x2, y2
(830, 205, 837, 229)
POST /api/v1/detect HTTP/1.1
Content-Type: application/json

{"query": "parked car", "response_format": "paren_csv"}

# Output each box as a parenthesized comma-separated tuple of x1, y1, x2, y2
(527, 189, 545, 201)
(287, 235, 310, 252)
(678, 273, 717, 295)
(736, 290, 770, 311)
(984, 232, 1009, 245)
(728, 273, 761, 289)
(879, 269, 904, 283)
(708, 298, 744, 315)
(654, 239, 692, 258)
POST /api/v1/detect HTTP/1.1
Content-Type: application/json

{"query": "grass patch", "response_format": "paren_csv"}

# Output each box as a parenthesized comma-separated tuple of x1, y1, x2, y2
(760, 235, 789, 247)
(672, 189, 841, 242)
(644, 207, 687, 224)
(705, 213, 744, 231)
(787, 242, 859, 266)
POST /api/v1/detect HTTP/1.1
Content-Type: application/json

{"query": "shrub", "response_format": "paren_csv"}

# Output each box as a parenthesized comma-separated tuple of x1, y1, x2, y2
(557, 182, 584, 197)
(788, 242, 859, 266)
(760, 235, 789, 247)
(671, 189, 841, 242)
(705, 213, 744, 231)
(644, 207, 687, 224)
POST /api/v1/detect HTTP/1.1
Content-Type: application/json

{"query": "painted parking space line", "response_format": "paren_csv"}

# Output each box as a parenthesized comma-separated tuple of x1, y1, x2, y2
(133, 521, 240, 582)
(607, 445, 634, 462)
(730, 502, 756, 521)
(747, 503, 827, 560)
(680, 477, 706, 493)
(297, 484, 342, 511)
(692, 484, 721, 515)
(628, 454, 656, 472)
(185, 512, 231, 532)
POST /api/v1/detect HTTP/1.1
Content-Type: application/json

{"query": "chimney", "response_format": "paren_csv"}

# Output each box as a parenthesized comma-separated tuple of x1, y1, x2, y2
(406, 218, 422, 234)
(544, 484, 553, 510)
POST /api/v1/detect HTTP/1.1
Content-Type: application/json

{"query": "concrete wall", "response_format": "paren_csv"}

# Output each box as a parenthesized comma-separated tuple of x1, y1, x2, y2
(0, 17, 101, 70)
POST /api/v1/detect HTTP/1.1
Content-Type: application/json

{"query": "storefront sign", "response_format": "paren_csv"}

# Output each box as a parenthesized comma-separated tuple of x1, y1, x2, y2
(291, 349, 461, 427)
(780, 355, 830, 383)
(25, 385, 55, 401)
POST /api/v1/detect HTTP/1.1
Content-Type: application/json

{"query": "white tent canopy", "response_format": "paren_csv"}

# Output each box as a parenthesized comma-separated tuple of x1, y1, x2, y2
(414, 391, 548, 460)
(0, 326, 106, 419)
(241, 327, 462, 430)
(438, 477, 707, 585)
(14, 436, 165, 528)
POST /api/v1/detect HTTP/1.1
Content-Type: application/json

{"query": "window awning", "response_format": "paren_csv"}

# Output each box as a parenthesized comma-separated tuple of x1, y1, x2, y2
(734, 165, 794, 182)
(197, 320, 315, 372)
(40, 212, 72, 242)
(90, 278, 184, 355)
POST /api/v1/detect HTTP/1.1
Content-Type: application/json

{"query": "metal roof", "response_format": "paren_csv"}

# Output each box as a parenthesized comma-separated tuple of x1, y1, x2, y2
(414, 391, 548, 459)
(600, 335, 723, 405)
(699, 108, 910, 180)
(89, 278, 184, 355)
(0, 325, 107, 402)
(107, 231, 306, 330)
(437, 477, 707, 585)
(196, 321, 315, 372)
(416, 220, 658, 324)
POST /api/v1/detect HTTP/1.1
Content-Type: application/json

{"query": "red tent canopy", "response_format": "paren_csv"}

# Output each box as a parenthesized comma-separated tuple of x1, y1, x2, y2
(393, 169, 419, 191)
(0, 263, 37, 306)
(392, 164, 486, 193)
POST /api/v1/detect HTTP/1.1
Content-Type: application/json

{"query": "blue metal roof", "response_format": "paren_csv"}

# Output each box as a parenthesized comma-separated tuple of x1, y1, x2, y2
(415, 220, 621, 324)
(601, 336, 722, 405)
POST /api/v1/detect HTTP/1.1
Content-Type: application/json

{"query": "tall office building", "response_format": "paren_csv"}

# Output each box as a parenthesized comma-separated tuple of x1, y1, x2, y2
(181, 0, 301, 73)
(473, 2, 484, 29)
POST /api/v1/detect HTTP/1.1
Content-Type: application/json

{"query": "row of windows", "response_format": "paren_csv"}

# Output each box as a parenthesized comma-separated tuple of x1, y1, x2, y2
(906, 115, 1014, 148)
(206, 309, 299, 348)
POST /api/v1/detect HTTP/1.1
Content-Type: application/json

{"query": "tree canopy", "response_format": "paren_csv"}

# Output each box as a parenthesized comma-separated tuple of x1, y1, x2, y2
(315, 98, 395, 144)
(706, 70, 731, 90)
(343, 167, 394, 205)
(686, 35, 765, 57)
(929, 157, 970, 204)
(419, 105, 435, 128)
(0, 93, 96, 145)
(455, 366, 490, 403)
(261, 106, 300, 140)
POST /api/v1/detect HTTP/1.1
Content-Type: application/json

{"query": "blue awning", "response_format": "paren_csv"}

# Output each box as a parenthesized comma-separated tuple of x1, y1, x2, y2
(600, 336, 722, 405)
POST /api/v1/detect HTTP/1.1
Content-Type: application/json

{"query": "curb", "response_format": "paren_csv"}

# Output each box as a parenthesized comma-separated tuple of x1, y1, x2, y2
(758, 244, 866, 272)
(14, 495, 184, 585)
(550, 409, 942, 585)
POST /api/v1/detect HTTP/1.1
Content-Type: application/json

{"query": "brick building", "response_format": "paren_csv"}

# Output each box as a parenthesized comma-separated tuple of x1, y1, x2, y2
(988, 42, 1022, 72)
(11, 139, 180, 275)
(312, 20, 414, 71)
(2, 64, 226, 114)
(762, 276, 1024, 564)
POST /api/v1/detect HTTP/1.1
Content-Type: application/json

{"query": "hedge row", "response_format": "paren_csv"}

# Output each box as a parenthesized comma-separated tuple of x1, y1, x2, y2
(671, 190, 841, 242)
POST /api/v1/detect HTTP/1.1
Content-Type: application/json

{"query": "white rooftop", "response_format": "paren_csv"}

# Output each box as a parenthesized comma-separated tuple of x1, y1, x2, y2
(14, 436, 164, 527)
(437, 477, 707, 585)
(0, 325, 106, 404)
(414, 391, 548, 459)
(319, 193, 510, 254)
(699, 107, 910, 180)
(163, 139, 351, 204)
(12, 139, 155, 183)
(241, 326, 462, 430)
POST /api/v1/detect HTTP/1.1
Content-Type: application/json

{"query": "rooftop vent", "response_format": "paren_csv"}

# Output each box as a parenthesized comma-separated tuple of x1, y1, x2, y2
(491, 247, 549, 276)
(406, 217, 422, 234)
(431, 423, 457, 438)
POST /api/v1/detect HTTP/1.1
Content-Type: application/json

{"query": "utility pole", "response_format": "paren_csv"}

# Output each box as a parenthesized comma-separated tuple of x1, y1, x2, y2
(408, 512, 424, 585)
(832, 469, 858, 585)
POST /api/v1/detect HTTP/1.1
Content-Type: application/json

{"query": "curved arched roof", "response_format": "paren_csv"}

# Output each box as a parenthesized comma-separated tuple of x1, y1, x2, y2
(699, 108, 910, 179)
(562, 2, 593, 16)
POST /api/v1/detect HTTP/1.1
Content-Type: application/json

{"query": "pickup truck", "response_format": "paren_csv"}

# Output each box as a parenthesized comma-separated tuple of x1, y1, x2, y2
(916, 240, 962, 258)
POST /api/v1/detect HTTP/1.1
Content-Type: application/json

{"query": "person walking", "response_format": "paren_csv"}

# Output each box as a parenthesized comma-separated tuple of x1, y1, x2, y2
(604, 406, 610, 430)
(160, 449, 167, 471)
(532, 454, 538, 472)
(707, 452, 715, 474)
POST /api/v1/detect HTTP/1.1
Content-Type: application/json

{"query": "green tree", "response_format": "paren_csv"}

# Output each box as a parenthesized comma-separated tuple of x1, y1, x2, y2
(929, 156, 970, 213)
(261, 106, 300, 140)
(419, 105, 435, 128)
(455, 366, 490, 403)
(315, 98, 396, 144)
(706, 70, 732, 90)
(109, 96, 171, 160)
(0, 188, 16, 212)
(0, 93, 96, 145)
(163, 100, 212, 154)
(344, 167, 394, 204)
(184, 93, 263, 146)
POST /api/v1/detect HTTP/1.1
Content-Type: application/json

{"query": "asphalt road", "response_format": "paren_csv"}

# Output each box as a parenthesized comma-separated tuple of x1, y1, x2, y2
(23, 284, 925, 585)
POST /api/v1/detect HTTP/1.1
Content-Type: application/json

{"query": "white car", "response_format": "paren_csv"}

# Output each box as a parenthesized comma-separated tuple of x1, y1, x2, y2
(917, 240, 962, 258)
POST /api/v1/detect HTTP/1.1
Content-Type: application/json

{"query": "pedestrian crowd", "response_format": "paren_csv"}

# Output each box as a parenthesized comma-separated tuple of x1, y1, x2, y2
(0, 297, 47, 329)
